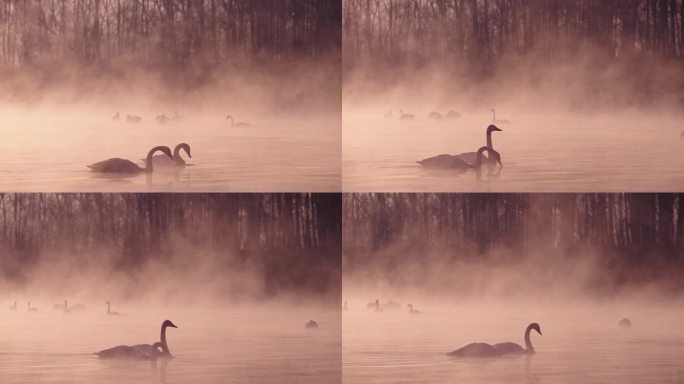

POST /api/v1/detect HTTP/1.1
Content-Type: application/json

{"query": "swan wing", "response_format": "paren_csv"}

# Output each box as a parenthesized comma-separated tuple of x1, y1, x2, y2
(88, 158, 142, 173)
(492, 342, 526, 354)
(448, 343, 499, 357)
(417, 154, 469, 169)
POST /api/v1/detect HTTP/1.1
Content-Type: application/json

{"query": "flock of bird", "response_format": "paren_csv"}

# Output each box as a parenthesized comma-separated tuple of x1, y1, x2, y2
(349, 299, 633, 358)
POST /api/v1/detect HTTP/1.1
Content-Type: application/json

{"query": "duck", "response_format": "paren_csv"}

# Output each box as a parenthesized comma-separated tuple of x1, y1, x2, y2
(87, 146, 173, 174)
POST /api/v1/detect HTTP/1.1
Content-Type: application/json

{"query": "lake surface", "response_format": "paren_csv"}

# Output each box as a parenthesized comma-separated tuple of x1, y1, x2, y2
(0, 109, 340, 192)
(343, 300, 684, 383)
(0, 303, 341, 384)
(343, 110, 684, 191)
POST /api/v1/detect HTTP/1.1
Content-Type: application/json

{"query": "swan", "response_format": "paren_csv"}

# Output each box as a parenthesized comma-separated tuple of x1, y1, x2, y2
(448, 323, 542, 357)
(88, 146, 173, 174)
(147, 143, 191, 167)
(112, 112, 120, 121)
(384, 110, 393, 118)
(445, 110, 461, 119)
(428, 112, 443, 121)
(367, 299, 382, 312)
(63, 300, 70, 314)
(9, 301, 17, 310)
(97, 320, 177, 360)
(226, 115, 251, 127)
(155, 114, 169, 124)
(27, 302, 38, 312)
(170, 112, 183, 122)
(418, 146, 494, 170)
(305, 320, 319, 329)
(456, 125, 503, 166)
(618, 318, 632, 327)
(383, 300, 402, 310)
(490, 108, 511, 124)
(398, 110, 414, 120)
(407, 304, 421, 314)
(107, 301, 120, 316)
(126, 114, 142, 123)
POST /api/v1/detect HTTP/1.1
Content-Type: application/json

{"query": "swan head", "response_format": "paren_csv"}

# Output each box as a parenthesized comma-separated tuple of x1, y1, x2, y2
(486, 124, 502, 133)
(163, 320, 178, 329)
(178, 143, 192, 158)
(528, 322, 542, 335)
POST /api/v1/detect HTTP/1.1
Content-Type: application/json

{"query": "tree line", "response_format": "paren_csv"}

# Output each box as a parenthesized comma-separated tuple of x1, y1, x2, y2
(343, 0, 684, 66)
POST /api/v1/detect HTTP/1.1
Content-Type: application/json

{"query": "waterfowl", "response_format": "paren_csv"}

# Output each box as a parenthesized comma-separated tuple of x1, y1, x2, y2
(418, 146, 494, 170)
(619, 318, 632, 327)
(445, 110, 461, 119)
(9, 301, 17, 310)
(87, 146, 173, 174)
(448, 323, 542, 357)
(305, 320, 319, 329)
(62, 300, 70, 314)
(456, 125, 503, 166)
(126, 114, 142, 123)
(107, 301, 120, 316)
(383, 300, 402, 310)
(226, 115, 251, 127)
(97, 320, 177, 360)
(148, 143, 191, 167)
(343, 300, 348, 310)
(69, 302, 87, 312)
(155, 114, 169, 124)
(112, 112, 120, 121)
(428, 112, 443, 121)
(367, 299, 382, 312)
(27, 302, 38, 312)
(398, 110, 414, 120)
(407, 304, 421, 314)
(490, 108, 510, 124)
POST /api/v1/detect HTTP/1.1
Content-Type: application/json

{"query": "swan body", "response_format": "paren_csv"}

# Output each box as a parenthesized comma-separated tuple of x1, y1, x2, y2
(27, 302, 37, 312)
(490, 108, 510, 124)
(305, 320, 319, 329)
(445, 110, 461, 119)
(619, 318, 632, 327)
(456, 125, 503, 166)
(148, 143, 191, 167)
(418, 146, 493, 170)
(407, 304, 421, 314)
(107, 301, 120, 316)
(112, 112, 120, 121)
(448, 323, 542, 358)
(398, 110, 414, 120)
(9, 301, 17, 310)
(226, 115, 251, 127)
(88, 146, 173, 174)
(428, 112, 443, 121)
(126, 114, 142, 123)
(97, 320, 177, 359)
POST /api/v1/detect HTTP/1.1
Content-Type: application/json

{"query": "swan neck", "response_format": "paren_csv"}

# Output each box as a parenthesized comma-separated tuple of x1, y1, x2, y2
(145, 149, 156, 172)
(160, 324, 170, 354)
(524, 326, 534, 352)
(107, 302, 110, 313)
(486, 131, 493, 148)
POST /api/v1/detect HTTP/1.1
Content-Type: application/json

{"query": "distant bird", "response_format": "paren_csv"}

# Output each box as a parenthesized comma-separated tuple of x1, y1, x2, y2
(97, 320, 177, 360)
(106, 301, 120, 316)
(155, 114, 170, 124)
(445, 110, 461, 119)
(383, 300, 402, 310)
(428, 111, 443, 121)
(455, 125, 503, 166)
(226, 115, 251, 127)
(619, 318, 632, 327)
(343, 300, 348, 311)
(384, 110, 393, 119)
(490, 108, 510, 124)
(87, 146, 173, 174)
(367, 299, 382, 312)
(305, 320, 319, 329)
(9, 301, 17, 310)
(398, 110, 415, 120)
(62, 300, 70, 314)
(418, 146, 497, 170)
(126, 114, 142, 124)
(407, 304, 421, 314)
(170, 112, 183, 122)
(146, 143, 191, 167)
(27, 302, 38, 313)
(112, 112, 120, 121)
(448, 323, 542, 357)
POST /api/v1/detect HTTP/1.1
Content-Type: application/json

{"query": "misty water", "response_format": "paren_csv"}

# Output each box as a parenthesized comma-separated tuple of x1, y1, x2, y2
(343, 110, 684, 192)
(343, 299, 684, 383)
(0, 302, 340, 384)
(0, 109, 340, 192)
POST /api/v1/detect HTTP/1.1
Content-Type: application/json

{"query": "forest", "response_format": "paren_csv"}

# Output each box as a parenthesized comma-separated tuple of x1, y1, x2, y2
(343, 194, 684, 291)
(0, 193, 341, 297)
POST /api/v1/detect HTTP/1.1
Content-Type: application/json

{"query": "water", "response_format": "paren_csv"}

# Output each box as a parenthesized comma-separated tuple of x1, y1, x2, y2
(343, 300, 684, 383)
(343, 110, 684, 191)
(0, 303, 341, 384)
(0, 109, 340, 192)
